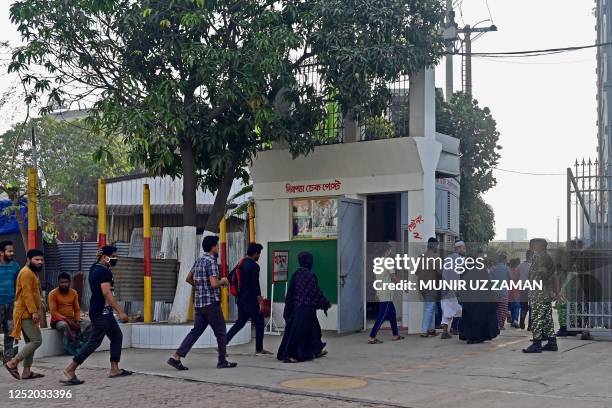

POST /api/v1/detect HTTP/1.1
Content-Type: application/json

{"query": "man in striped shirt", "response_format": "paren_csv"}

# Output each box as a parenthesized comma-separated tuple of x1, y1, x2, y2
(168, 235, 237, 370)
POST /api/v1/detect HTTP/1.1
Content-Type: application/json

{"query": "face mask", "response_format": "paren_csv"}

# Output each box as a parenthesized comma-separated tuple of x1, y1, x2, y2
(109, 257, 118, 267)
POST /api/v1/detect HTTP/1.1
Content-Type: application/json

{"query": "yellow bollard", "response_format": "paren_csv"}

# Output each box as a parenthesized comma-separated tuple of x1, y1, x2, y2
(248, 201, 255, 242)
(220, 214, 229, 319)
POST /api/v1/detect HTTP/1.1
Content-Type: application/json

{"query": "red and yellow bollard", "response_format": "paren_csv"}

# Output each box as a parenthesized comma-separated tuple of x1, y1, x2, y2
(143, 184, 152, 323)
(97, 178, 107, 247)
(27, 168, 38, 249)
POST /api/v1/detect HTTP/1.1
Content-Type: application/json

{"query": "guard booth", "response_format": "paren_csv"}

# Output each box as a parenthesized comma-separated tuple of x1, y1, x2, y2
(251, 68, 460, 333)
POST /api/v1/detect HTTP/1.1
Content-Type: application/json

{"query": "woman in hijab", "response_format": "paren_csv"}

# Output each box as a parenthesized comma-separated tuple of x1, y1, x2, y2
(459, 249, 500, 344)
(277, 251, 331, 363)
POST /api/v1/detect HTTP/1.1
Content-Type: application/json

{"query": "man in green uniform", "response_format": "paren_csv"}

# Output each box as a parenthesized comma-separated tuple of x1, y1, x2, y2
(523, 238, 559, 353)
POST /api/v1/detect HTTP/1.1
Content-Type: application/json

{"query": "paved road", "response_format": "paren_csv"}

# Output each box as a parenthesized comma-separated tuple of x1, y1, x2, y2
(3, 328, 611, 408)
(0, 365, 393, 408)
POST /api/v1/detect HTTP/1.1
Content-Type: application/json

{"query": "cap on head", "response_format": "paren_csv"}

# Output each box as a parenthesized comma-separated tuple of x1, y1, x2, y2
(454, 240, 465, 248)
(26, 249, 44, 259)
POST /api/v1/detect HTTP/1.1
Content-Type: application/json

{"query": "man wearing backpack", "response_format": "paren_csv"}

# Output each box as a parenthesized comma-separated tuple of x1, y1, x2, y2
(226, 243, 271, 355)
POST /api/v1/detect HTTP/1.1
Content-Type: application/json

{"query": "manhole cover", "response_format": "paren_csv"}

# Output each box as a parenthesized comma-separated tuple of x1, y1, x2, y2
(280, 377, 368, 391)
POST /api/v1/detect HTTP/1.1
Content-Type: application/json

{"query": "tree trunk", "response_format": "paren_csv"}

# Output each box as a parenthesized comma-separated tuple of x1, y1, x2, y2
(204, 160, 236, 233)
(168, 141, 199, 323)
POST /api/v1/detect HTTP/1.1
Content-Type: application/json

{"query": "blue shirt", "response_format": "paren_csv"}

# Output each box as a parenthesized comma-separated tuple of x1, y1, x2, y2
(192, 253, 220, 307)
(0, 260, 20, 304)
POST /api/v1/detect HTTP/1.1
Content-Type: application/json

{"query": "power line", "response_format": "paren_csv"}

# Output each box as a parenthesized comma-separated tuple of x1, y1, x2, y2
(452, 42, 611, 57)
(493, 167, 565, 176)
(485, 0, 494, 24)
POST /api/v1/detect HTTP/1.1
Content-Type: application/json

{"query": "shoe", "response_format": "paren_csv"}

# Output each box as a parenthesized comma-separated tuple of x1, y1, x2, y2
(522, 340, 542, 353)
(441, 332, 451, 339)
(519, 320, 525, 330)
(556, 326, 568, 337)
(217, 361, 238, 369)
(255, 349, 273, 356)
(542, 337, 558, 352)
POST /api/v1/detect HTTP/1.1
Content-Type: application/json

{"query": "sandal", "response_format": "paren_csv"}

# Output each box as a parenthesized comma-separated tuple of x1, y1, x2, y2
(60, 376, 85, 386)
(4, 363, 20, 380)
(284, 358, 299, 363)
(109, 369, 133, 378)
(392, 336, 405, 341)
(22, 372, 45, 380)
(167, 357, 189, 371)
(315, 350, 328, 358)
(368, 338, 383, 344)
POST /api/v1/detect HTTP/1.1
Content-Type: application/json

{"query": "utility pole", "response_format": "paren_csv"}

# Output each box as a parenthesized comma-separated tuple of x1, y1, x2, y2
(557, 216, 560, 248)
(458, 23, 497, 95)
(444, 0, 458, 101)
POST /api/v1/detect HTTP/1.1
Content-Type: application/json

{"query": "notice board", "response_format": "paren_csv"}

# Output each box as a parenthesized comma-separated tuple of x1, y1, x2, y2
(267, 239, 338, 304)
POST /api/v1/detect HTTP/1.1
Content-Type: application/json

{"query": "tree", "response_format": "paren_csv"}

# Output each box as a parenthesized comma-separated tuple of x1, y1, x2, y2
(10, 0, 445, 320)
(0, 116, 133, 243)
(436, 91, 501, 244)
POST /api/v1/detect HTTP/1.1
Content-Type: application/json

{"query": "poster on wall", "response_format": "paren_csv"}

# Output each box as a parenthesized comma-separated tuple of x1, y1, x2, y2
(292, 198, 337, 239)
(272, 250, 289, 283)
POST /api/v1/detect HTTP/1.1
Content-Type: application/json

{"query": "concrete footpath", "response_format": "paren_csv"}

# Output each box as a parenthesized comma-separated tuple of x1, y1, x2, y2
(5, 327, 612, 408)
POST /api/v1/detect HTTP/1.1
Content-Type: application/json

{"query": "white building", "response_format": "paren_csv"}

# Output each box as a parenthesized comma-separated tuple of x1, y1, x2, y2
(250, 69, 461, 333)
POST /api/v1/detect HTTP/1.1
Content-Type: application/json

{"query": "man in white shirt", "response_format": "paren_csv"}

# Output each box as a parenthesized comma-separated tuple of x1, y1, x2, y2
(440, 241, 466, 339)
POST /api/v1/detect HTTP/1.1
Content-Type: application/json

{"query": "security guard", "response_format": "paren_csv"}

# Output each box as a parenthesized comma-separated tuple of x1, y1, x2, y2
(523, 238, 559, 353)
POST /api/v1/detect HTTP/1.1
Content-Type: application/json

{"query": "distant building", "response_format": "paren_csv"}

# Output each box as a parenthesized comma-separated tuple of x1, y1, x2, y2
(506, 228, 527, 241)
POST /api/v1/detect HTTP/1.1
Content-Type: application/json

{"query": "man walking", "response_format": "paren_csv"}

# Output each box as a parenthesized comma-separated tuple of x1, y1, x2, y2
(517, 250, 532, 330)
(4, 249, 45, 380)
(440, 241, 465, 339)
(523, 239, 559, 353)
(61, 245, 131, 385)
(0, 241, 20, 362)
(168, 236, 237, 370)
(416, 238, 441, 337)
(226, 243, 271, 355)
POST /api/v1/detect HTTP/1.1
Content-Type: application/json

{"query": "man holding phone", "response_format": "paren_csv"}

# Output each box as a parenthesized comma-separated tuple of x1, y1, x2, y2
(61, 245, 131, 385)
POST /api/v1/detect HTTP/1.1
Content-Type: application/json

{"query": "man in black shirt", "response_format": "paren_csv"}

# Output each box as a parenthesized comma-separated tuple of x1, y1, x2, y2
(226, 243, 270, 355)
(60, 246, 131, 385)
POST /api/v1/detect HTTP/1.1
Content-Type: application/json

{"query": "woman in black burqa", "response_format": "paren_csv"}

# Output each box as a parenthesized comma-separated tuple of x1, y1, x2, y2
(277, 251, 331, 363)
(459, 251, 500, 344)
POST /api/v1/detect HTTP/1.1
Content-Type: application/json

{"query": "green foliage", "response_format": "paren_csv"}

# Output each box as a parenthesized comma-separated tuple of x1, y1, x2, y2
(0, 116, 133, 203)
(437, 91, 501, 244)
(0, 116, 132, 242)
(9, 0, 445, 229)
(363, 116, 395, 141)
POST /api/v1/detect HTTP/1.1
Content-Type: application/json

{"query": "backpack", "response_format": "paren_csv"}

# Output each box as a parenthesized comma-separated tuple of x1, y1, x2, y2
(228, 258, 246, 297)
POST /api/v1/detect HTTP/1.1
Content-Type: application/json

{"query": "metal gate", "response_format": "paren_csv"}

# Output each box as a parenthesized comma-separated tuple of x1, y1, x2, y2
(566, 159, 612, 336)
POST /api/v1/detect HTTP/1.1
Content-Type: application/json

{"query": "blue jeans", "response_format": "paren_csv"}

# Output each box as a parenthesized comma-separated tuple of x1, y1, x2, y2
(509, 301, 521, 323)
(370, 302, 398, 338)
(421, 301, 436, 333)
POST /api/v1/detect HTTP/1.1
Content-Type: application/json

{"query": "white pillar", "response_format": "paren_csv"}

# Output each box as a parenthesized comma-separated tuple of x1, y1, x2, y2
(168, 225, 198, 323)
(402, 67, 442, 333)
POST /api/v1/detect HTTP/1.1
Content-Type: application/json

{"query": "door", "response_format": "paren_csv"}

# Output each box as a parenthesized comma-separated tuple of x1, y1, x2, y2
(337, 197, 364, 333)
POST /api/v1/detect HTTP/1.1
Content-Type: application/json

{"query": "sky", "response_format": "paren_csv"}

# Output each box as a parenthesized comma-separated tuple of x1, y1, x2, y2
(0, 1, 599, 242)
